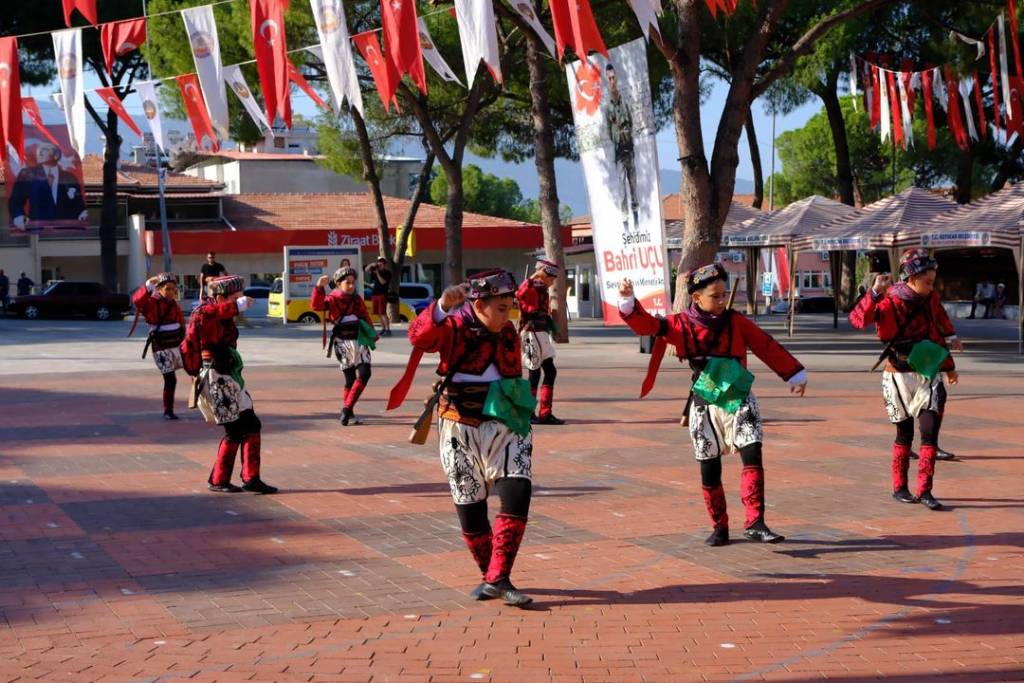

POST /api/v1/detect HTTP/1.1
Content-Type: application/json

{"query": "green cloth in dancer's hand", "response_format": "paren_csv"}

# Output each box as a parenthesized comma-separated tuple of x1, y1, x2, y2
(907, 339, 949, 380)
(357, 320, 378, 350)
(483, 378, 538, 436)
(227, 347, 245, 390)
(693, 357, 754, 414)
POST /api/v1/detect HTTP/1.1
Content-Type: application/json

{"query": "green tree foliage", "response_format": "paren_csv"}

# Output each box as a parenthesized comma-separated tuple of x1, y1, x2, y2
(428, 164, 568, 223)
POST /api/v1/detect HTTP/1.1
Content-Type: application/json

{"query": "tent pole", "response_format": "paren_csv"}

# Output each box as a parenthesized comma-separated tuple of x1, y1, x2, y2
(1018, 237, 1023, 354)
(787, 244, 797, 337)
(746, 247, 758, 317)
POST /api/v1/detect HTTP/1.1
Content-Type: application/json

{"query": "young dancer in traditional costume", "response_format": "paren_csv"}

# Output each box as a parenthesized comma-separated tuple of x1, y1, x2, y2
(517, 259, 565, 425)
(183, 275, 277, 494)
(618, 264, 807, 546)
(311, 267, 376, 426)
(849, 249, 962, 511)
(131, 273, 186, 420)
(389, 270, 537, 606)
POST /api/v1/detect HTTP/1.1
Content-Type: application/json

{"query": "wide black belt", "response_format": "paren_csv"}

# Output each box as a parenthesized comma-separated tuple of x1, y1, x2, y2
(439, 382, 493, 424)
(331, 321, 359, 341)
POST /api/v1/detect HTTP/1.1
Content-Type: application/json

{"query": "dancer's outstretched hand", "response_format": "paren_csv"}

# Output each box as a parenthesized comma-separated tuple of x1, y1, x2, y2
(790, 381, 807, 397)
(872, 274, 891, 294)
(619, 278, 634, 298)
(949, 338, 965, 352)
(946, 371, 959, 385)
(439, 283, 470, 310)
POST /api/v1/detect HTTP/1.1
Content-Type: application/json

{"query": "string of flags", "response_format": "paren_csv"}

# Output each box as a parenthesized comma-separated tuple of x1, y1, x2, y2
(0, 0, 734, 168)
(851, 0, 1024, 152)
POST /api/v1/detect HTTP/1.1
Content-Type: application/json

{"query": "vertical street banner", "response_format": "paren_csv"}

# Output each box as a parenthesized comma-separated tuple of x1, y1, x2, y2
(565, 38, 669, 324)
(6, 122, 87, 232)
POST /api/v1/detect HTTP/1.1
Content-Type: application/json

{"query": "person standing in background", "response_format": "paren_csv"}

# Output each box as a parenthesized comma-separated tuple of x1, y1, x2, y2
(969, 278, 995, 319)
(0, 270, 9, 314)
(199, 252, 228, 300)
(16, 273, 34, 296)
(366, 257, 392, 337)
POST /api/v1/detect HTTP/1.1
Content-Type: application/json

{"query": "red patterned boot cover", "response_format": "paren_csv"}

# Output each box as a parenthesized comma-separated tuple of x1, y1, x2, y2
(701, 484, 729, 531)
(342, 384, 352, 406)
(740, 466, 766, 529)
(485, 514, 527, 584)
(917, 444, 937, 497)
(344, 379, 366, 411)
(241, 433, 262, 482)
(209, 438, 239, 486)
(462, 530, 493, 576)
(538, 385, 553, 418)
(892, 442, 911, 492)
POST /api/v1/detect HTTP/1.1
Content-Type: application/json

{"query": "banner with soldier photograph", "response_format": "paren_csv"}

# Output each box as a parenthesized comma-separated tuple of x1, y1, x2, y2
(5, 122, 87, 232)
(566, 38, 669, 324)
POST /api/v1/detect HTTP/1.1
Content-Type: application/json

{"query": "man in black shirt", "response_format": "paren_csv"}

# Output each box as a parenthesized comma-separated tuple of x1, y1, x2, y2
(0, 270, 9, 313)
(199, 252, 228, 299)
(366, 257, 392, 336)
(16, 273, 34, 296)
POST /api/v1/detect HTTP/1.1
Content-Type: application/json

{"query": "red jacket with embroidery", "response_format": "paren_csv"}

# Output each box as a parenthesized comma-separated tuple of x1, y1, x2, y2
(132, 286, 185, 328)
(408, 301, 521, 377)
(849, 288, 956, 371)
(622, 300, 804, 381)
(185, 300, 240, 364)
(310, 286, 371, 325)
(516, 278, 552, 332)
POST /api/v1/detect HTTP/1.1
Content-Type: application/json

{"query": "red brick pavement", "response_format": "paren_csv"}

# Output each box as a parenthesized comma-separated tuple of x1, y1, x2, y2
(0, 356, 1022, 681)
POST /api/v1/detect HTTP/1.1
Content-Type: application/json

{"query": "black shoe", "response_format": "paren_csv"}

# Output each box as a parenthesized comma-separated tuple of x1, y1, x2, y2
(909, 450, 919, 460)
(163, 412, 179, 420)
(208, 483, 242, 493)
(529, 414, 540, 425)
(936, 448, 956, 461)
(469, 582, 496, 601)
(340, 409, 361, 426)
(892, 487, 917, 503)
(534, 414, 565, 426)
(705, 527, 730, 547)
(744, 521, 785, 544)
(242, 478, 278, 494)
(481, 579, 533, 607)
(916, 492, 943, 510)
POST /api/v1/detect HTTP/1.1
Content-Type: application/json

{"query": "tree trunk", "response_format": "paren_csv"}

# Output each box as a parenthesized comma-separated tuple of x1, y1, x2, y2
(444, 165, 465, 286)
(840, 250, 857, 311)
(391, 151, 436, 320)
(955, 147, 974, 204)
(817, 73, 856, 207)
(351, 109, 392, 261)
(744, 112, 764, 209)
(100, 110, 121, 291)
(991, 137, 1023, 191)
(525, 37, 570, 341)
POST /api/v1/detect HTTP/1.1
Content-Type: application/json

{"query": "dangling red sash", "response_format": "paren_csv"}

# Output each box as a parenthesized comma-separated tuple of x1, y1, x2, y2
(639, 336, 667, 398)
(387, 348, 425, 410)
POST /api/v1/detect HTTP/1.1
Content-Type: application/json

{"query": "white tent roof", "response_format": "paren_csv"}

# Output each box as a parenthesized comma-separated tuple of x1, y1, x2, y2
(894, 183, 1024, 250)
(720, 195, 856, 248)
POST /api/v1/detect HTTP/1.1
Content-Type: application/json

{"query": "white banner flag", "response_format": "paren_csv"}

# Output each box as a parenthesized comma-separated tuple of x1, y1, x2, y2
(309, 0, 363, 114)
(879, 69, 891, 142)
(960, 78, 978, 141)
(182, 5, 229, 139)
(849, 53, 859, 110)
(999, 14, 1013, 119)
(626, 0, 660, 41)
(508, 0, 556, 58)
(135, 81, 167, 153)
(52, 29, 86, 158)
(418, 18, 461, 85)
(897, 74, 914, 148)
(454, 0, 502, 87)
(224, 65, 272, 133)
(566, 38, 670, 324)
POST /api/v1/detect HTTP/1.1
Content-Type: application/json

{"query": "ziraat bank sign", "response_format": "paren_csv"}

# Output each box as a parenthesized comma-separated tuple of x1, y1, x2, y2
(327, 230, 387, 248)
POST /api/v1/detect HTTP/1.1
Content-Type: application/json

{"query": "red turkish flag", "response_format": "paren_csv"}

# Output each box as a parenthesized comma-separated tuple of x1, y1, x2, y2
(250, 0, 292, 128)
(380, 0, 427, 94)
(63, 0, 98, 27)
(353, 31, 400, 112)
(1006, 76, 1024, 141)
(287, 59, 330, 111)
(96, 87, 142, 138)
(21, 98, 63, 149)
(921, 69, 937, 150)
(549, 0, 608, 62)
(176, 74, 220, 152)
(100, 18, 147, 76)
(0, 37, 24, 165)
(989, 29, 1003, 132)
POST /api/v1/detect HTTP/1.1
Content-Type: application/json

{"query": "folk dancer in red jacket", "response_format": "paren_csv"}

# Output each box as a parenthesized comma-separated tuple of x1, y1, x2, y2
(517, 259, 565, 425)
(131, 273, 186, 419)
(390, 270, 536, 607)
(618, 264, 807, 546)
(187, 275, 277, 494)
(311, 267, 376, 426)
(849, 249, 963, 511)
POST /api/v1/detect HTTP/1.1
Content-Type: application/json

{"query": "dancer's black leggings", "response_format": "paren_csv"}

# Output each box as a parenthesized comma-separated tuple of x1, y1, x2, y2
(343, 363, 372, 388)
(894, 383, 945, 447)
(163, 371, 176, 392)
(223, 409, 261, 442)
(455, 478, 532, 534)
(700, 443, 763, 488)
(528, 358, 557, 390)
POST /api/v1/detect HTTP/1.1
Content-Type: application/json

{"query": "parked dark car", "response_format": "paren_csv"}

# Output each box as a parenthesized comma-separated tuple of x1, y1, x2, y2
(771, 295, 836, 315)
(12, 281, 131, 321)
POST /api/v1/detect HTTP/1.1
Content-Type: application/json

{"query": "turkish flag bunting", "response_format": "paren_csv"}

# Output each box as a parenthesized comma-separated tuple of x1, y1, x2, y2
(63, 0, 97, 27)
(287, 59, 330, 111)
(972, 71, 987, 134)
(379, 0, 427, 94)
(0, 37, 24, 165)
(989, 29, 1003, 132)
(869, 58, 881, 128)
(250, 0, 292, 128)
(100, 18, 147, 76)
(1010, 0, 1024, 79)
(176, 74, 221, 152)
(885, 69, 904, 148)
(96, 87, 143, 138)
(550, 0, 608, 61)
(900, 59, 915, 113)
(921, 69, 937, 150)
(21, 98, 63, 149)
(943, 67, 969, 150)
(1006, 76, 1024, 140)
(352, 31, 400, 112)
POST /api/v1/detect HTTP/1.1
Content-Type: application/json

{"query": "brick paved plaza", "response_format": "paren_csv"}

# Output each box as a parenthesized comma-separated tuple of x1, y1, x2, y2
(0, 316, 1021, 682)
